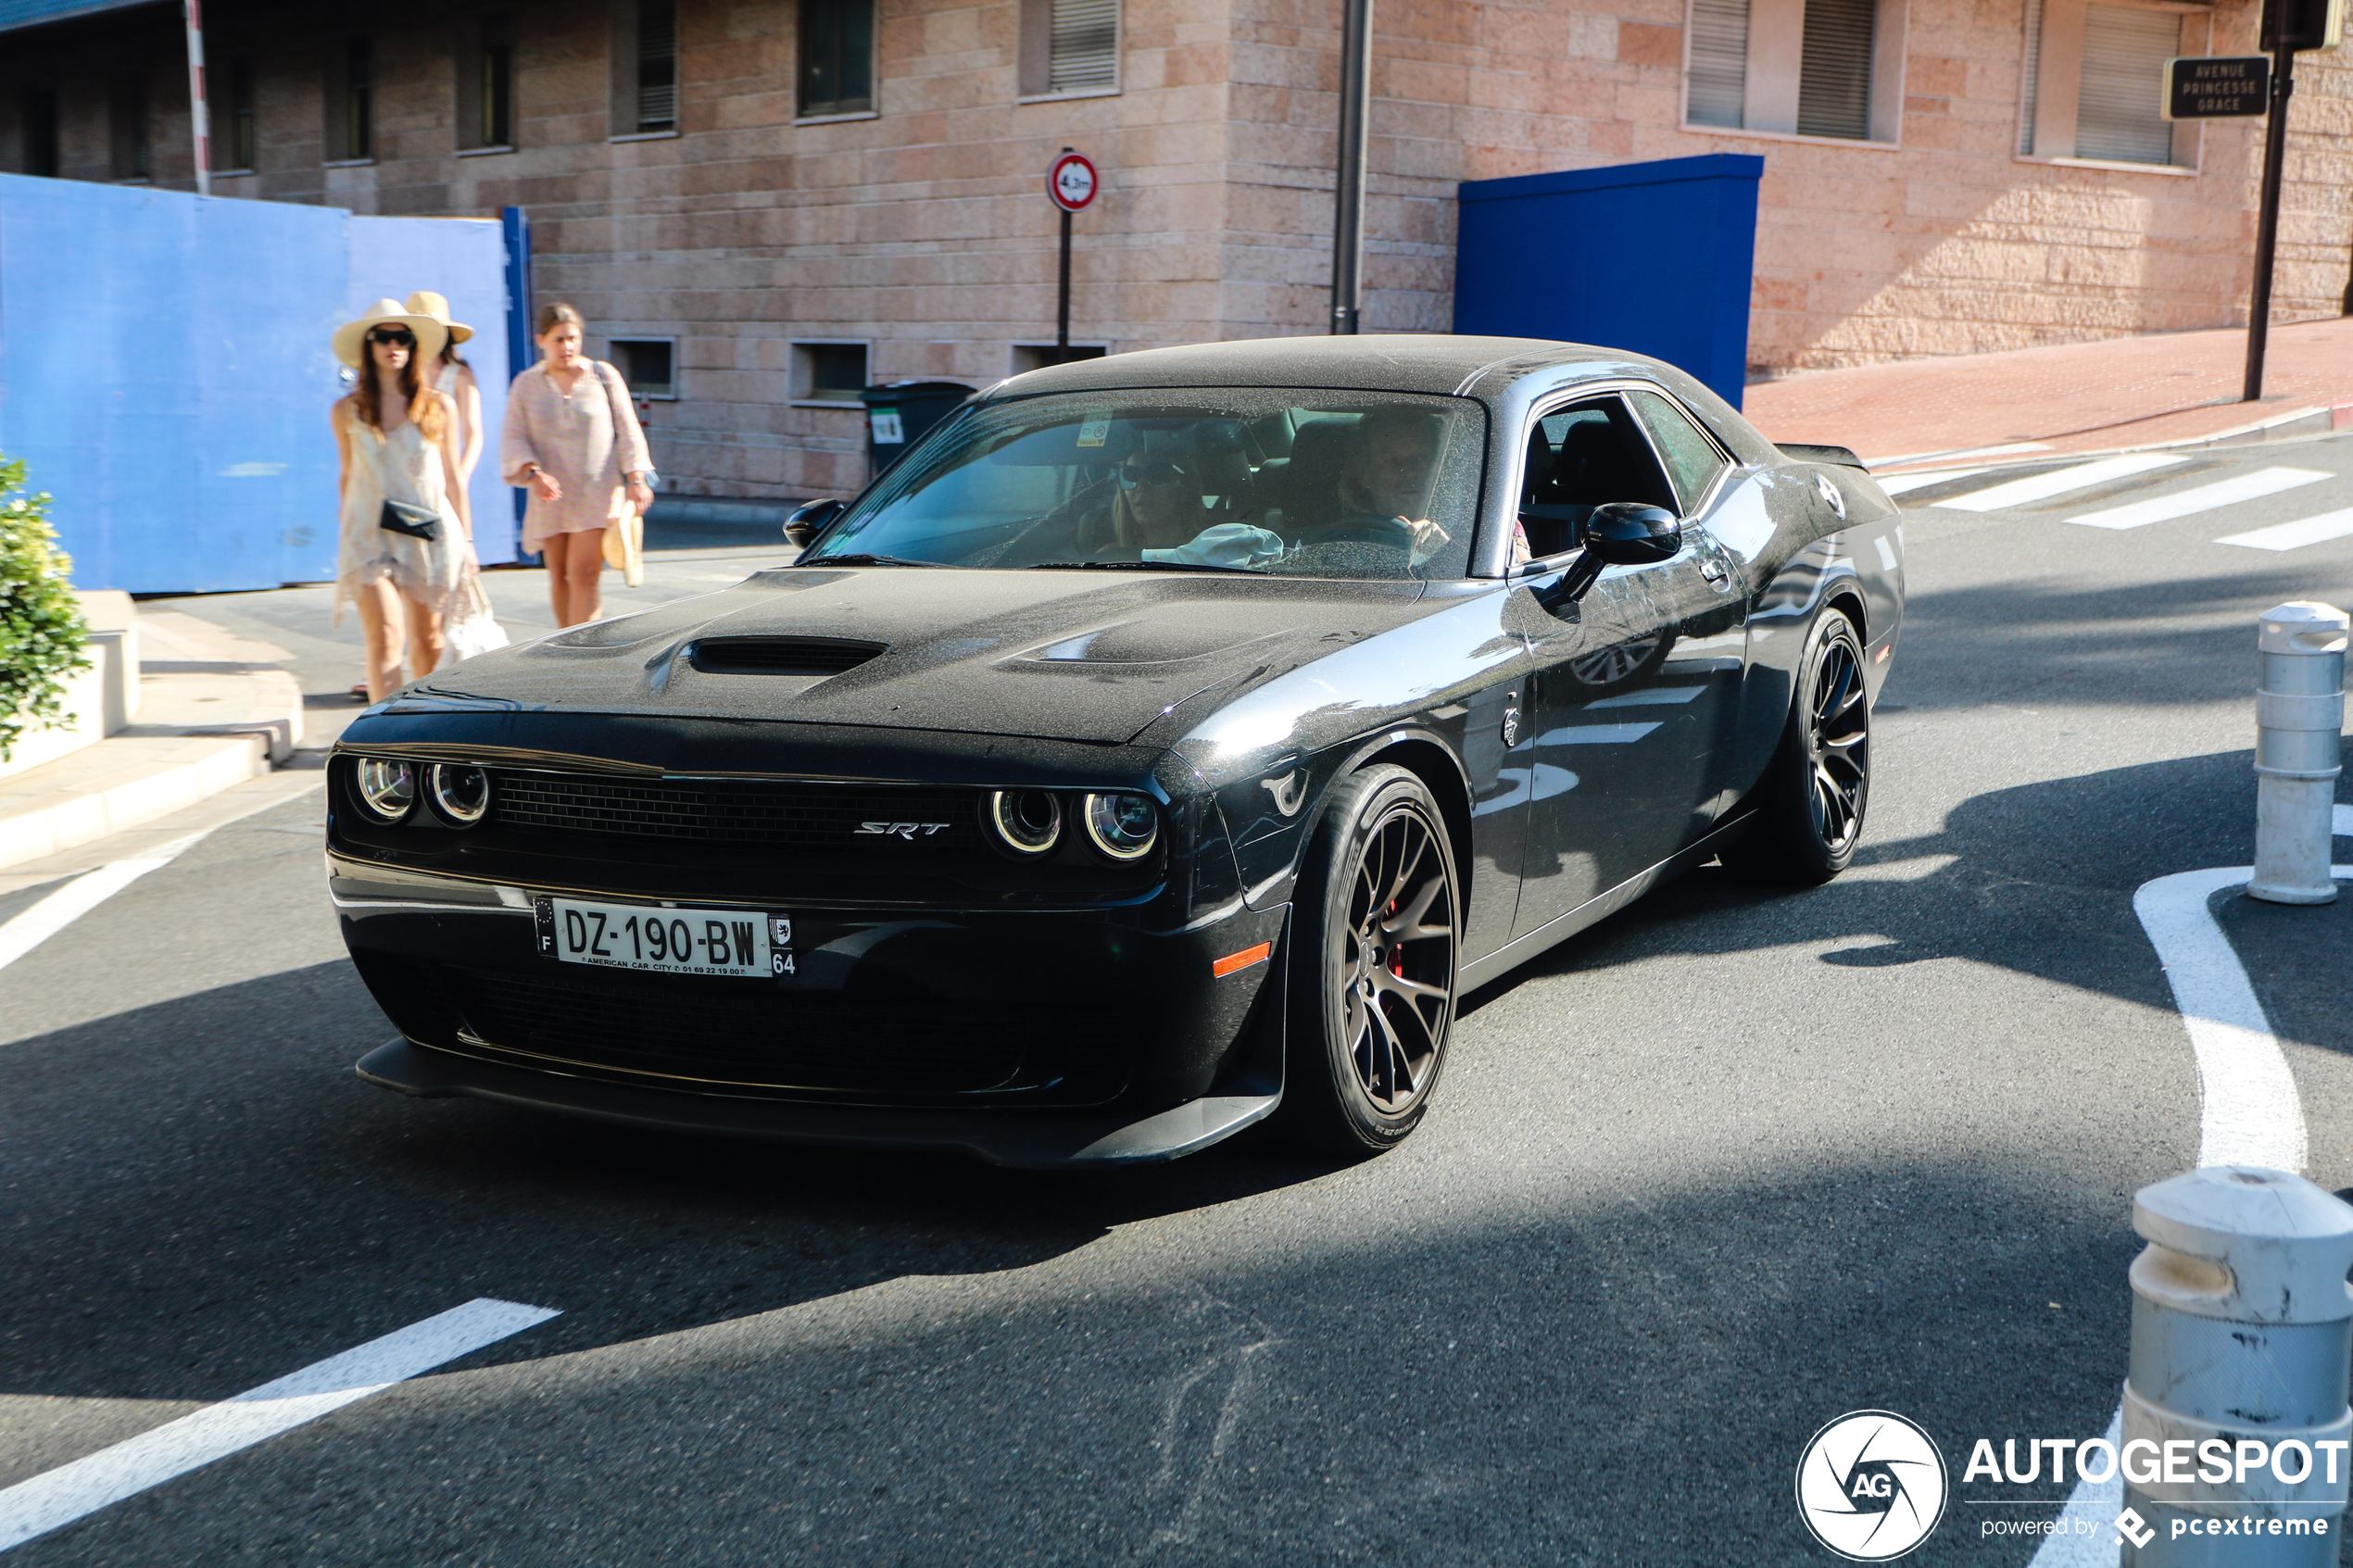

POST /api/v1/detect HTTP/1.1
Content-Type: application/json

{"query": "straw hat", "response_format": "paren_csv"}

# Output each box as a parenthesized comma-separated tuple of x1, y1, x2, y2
(404, 290, 474, 345)
(332, 298, 447, 369)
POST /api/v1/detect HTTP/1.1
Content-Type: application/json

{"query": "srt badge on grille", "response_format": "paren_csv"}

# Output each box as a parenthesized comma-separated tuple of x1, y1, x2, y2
(857, 822, 950, 839)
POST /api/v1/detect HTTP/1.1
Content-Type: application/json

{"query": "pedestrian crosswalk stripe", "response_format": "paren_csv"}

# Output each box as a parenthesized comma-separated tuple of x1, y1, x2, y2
(1934, 452, 2189, 512)
(1874, 466, 1990, 497)
(2068, 466, 2331, 530)
(2214, 507, 2353, 552)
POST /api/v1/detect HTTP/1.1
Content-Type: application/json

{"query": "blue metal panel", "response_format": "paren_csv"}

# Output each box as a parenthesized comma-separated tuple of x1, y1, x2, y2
(501, 206, 534, 558)
(0, 0, 155, 32)
(1453, 154, 1764, 410)
(349, 215, 516, 567)
(0, 174, 510, 592)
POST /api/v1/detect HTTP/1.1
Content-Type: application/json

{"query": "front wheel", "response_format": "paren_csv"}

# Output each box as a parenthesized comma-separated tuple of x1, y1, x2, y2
(1721, 609, 1870, 885)
(1281, 764, 1461, 1155)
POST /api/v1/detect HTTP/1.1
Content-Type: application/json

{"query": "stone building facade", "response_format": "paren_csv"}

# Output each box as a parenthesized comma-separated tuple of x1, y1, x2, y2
(3, 0, 2348, 500)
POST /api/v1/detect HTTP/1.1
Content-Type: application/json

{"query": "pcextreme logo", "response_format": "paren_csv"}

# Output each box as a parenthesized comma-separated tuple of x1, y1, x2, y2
(1795, 1411, 1950, 1562)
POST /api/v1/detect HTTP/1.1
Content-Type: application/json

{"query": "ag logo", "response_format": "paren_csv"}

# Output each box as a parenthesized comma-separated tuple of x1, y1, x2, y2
(1794, 1410, 1947, 1561)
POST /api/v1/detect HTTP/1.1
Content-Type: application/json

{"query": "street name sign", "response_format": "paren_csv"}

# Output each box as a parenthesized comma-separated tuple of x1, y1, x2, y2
(2164, 56, 2271, 119)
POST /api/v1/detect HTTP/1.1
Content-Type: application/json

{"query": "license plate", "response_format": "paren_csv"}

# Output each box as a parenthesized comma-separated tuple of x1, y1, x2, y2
(537, 897, 789, 978)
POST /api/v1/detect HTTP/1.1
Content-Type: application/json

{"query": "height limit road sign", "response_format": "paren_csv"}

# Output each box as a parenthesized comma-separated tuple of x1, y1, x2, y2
(1049, 152, 1099, 213)
(2164, 56, 2271, 119)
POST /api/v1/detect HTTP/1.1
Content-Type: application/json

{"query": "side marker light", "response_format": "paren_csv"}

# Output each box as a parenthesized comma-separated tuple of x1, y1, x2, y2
(1212, 942, 1273, 978)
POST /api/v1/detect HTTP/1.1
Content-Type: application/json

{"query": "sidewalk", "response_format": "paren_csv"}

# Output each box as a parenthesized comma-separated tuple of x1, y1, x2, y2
(1743, 315, 2353, 470)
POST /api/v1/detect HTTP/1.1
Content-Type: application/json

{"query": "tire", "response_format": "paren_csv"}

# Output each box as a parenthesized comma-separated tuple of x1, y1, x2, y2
(1722, 608, 1871, 885)
(1280, 764, 1461, 1155)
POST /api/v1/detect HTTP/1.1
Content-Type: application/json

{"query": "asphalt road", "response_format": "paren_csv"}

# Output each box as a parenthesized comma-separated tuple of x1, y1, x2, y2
(4, 433, 2352, 1564)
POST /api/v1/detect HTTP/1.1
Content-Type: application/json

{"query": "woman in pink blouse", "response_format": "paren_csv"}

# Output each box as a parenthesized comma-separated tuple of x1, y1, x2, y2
(500, 303, 655, 627)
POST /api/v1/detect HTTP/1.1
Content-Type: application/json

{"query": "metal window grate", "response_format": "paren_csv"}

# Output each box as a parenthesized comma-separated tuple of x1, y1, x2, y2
(1049, 0, 1118, 94)
(1687, 0, 1750, 128)
(638, 0, 678, 131)
(2076, 4, 2178, 165)
(2019, 0, 2045, 154)
(1796, 0, 1875, 140)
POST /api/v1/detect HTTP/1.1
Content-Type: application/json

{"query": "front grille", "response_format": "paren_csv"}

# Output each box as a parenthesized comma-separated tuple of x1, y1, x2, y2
(386, 961, 1126, 1103)
(489, 773, 978, 847)
(687, 635, 885, 676)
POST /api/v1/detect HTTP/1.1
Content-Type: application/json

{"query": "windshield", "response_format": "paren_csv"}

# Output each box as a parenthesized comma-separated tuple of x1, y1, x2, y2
(804, 387, 1487, 580)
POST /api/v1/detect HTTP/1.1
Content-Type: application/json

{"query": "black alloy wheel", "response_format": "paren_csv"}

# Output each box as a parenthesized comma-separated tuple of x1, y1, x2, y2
(1283, 764, 1460, 1154)
(1723, 609, 1870, 884)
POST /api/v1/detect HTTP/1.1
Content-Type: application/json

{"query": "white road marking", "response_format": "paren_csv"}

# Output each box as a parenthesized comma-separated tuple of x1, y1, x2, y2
(1935, 453, 2190, 512)
(0, 834, 209, 975)
(1872, 466, 1991, 497)
(2215, 506, 2353, 552)
(2067, 467, 2331, 531)
(2030, 824, 2350, 1568)
(1582, 686, 1705, 709)
(0, 1298, 559, 1553)
(1864, 441, 2053, 468)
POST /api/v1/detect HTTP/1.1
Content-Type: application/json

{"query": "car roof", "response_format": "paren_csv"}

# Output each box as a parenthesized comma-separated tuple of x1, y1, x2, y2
(979, 333, 1670, 403)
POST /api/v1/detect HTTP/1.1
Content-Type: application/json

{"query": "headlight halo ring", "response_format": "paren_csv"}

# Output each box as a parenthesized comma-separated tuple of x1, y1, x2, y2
(1080, 791, 1160, 862)
(350, 757, 418, 824)
(988, 788, 1063, 857)
(423, 762, 492, 827)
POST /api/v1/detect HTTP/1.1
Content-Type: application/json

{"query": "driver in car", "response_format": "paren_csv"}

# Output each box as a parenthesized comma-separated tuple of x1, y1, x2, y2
(1291, 408, 1453, 567)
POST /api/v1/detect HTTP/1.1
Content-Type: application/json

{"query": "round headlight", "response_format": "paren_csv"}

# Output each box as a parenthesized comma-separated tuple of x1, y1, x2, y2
(1081, 792, 1159, 862)
(988, 789, 1063, 857)
(352, 758, 417, 823)
(425, 763, 491, 826)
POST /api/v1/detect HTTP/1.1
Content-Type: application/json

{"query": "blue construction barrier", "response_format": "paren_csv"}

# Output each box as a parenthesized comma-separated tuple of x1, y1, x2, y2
(1453, 154, 1764, 411)
(0, 173, 516, 593)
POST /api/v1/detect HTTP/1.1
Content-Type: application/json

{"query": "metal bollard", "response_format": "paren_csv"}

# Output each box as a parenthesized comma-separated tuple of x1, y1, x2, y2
(2121, 1167, 2353, 1565)
(2249, 601, 2347, 906)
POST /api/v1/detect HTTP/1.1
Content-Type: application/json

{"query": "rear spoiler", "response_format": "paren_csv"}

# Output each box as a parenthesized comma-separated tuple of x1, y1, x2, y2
(1778, 443, 1867, 470)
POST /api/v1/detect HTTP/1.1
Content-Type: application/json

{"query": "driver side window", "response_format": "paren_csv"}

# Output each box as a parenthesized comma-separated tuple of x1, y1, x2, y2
(1516, 394, 1678, 559)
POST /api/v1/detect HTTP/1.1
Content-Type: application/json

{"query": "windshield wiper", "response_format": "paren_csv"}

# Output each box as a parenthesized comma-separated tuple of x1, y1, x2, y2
(1026, 559, 1260, 574)
(801, 552, 949, 568)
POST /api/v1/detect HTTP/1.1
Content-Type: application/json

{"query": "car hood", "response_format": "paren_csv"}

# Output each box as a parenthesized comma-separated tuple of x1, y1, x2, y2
(386, 566, 1446, 746)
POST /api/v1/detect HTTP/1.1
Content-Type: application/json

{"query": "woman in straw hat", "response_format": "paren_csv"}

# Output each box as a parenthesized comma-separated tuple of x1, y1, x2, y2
(405, 290, 484, 486)
(500, 302, 654, 628)
(331, 298, 472, 699)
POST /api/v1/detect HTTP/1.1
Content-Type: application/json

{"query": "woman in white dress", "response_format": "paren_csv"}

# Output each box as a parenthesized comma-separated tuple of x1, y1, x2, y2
(332, 299, 473, 700)
(406, 290, 484, 485)
(501, 303, 655, 628)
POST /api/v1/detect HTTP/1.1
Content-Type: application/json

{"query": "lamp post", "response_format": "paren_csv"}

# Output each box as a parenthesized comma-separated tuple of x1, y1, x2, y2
(1329, 0, 1370, 334)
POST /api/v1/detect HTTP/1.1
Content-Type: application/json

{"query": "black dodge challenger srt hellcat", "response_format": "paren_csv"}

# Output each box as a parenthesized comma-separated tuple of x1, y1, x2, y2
(329, 334, 1903, 1165)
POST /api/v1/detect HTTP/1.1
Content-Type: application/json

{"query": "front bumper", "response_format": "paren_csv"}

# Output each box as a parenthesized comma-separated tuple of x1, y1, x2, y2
(332, 853, 1290, 1165)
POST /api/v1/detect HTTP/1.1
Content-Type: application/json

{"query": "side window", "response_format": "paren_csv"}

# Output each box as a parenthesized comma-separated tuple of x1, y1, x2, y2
(1628, 389, 1730, 514)
(1516, 395, 1677, 558)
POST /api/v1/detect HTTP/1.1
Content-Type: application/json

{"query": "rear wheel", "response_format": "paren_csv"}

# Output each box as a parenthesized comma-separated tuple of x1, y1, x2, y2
(1281, 765, 1460, 1155)
(1722, 609, 1870, 885)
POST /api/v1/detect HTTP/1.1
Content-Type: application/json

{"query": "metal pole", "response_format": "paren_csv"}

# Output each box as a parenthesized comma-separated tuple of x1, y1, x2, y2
(182, 0, 211, 196)
(2243, 37, 2296, 402)
(1057, 208, 1073, 365)
(1329, 0, 1370, 334)
(2249, 600, 2347, 904)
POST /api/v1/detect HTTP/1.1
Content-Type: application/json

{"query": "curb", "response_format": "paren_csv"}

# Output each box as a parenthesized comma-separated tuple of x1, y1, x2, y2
(0, 732, 271, 872)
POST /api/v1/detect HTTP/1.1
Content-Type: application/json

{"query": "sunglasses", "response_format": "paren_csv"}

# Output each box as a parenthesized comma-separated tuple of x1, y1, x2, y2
(1117, 462, 1188, 491)
(366, 328, 416, 347)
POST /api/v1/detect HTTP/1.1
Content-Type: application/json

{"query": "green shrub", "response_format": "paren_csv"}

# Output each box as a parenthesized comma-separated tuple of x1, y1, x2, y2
(0, 455, 90, 764)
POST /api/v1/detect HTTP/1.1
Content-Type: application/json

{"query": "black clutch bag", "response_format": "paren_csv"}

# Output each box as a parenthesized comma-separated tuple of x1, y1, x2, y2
(378, 499, 441, 541)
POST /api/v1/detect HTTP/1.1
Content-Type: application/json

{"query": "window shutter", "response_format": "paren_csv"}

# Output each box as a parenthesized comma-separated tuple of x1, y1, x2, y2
(638, 0, 679, 131)
(2019, 0, 2044, 154)
(1049, 0, 1118, 94)
(1796, 0, 1875, 139)
(1687, 0, 1750, 128)
(2075, 4, 2177, 164)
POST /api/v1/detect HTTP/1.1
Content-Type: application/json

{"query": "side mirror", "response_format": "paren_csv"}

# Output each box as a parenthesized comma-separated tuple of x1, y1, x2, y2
(1550, 504, 1682, 606)
(784, 496, 845, 547)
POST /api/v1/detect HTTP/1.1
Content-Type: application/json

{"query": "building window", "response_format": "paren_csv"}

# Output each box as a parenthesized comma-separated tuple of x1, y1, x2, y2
(610, 338, 676, 399)
(222, 55, 256, 170)
(793, 342, 869, 404)
(2020, 0, 2190, 166)
(798, 0, 874, 118)
(1681, 0, 1906, 143)
(638, 0, 677, 132)
(327, 35, 374, 161)
(1021, 0, 1119, 96)
(20, 86, 60, 178)
(458, 12, 514, 149)
(109, 72, 150, 181)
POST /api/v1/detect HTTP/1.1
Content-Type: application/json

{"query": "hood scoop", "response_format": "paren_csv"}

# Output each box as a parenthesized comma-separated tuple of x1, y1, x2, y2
(686, 635, 887, 676)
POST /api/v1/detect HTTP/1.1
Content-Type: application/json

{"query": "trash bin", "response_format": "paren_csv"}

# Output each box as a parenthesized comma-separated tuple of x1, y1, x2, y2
(860, 382, 975, 480)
